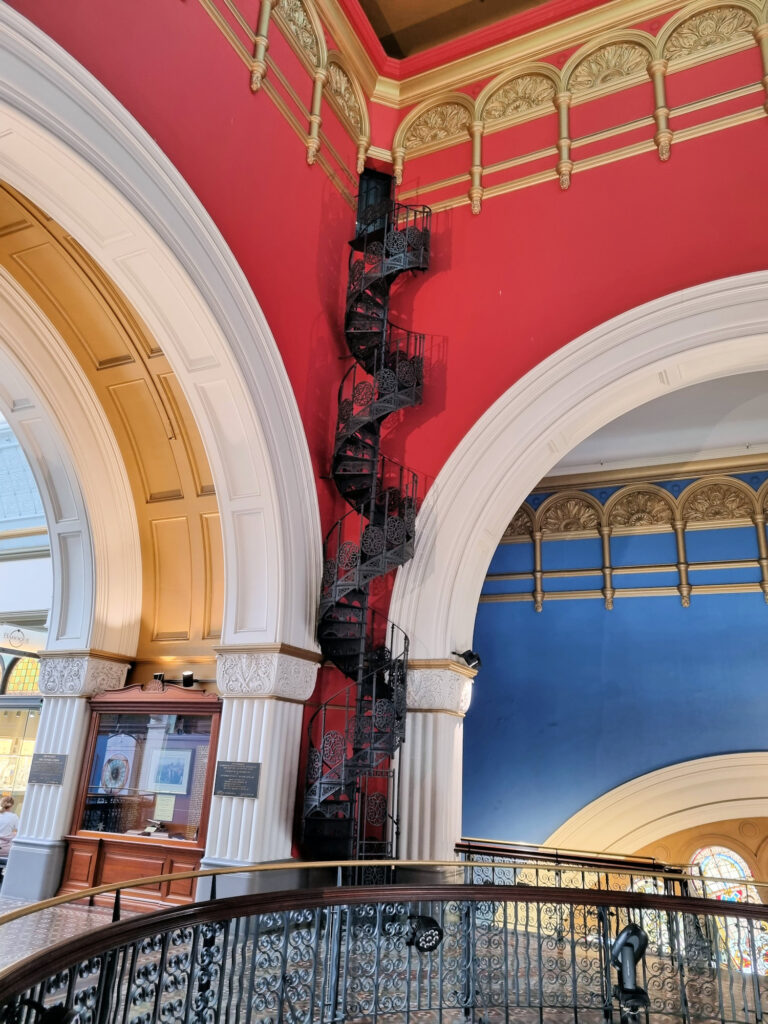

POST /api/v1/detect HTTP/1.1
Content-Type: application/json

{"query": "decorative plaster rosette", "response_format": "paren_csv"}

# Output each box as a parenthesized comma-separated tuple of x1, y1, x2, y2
(407, 668, 473, 715)
(217, 650, 318, 700)
(39, 656, 128, 696)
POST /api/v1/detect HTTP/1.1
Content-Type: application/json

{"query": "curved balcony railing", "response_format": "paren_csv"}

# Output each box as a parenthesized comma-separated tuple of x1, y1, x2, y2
(4, 862, 768, 1024)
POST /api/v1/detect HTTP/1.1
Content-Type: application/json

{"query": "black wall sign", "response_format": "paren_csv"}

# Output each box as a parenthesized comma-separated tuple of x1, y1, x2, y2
(28, 753, 68, 785)
(213, 760, 261, 798)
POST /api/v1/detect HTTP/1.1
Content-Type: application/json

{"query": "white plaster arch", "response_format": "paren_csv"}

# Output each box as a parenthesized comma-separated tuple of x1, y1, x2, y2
(544, 753, 768, 854)
(0, 5, 321, 652)
(0, 269, 140, 656)
(391, 271, 768, 659)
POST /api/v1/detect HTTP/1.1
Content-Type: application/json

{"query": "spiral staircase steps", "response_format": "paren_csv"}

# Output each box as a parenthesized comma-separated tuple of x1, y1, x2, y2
(303, 189, 431, 868)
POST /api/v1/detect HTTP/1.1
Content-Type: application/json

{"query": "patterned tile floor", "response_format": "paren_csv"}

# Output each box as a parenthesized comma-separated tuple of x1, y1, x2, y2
(0, 893, 114, 973)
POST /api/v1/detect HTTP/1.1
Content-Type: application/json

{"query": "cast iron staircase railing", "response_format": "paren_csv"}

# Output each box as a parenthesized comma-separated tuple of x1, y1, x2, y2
(302, 195, 432, 866)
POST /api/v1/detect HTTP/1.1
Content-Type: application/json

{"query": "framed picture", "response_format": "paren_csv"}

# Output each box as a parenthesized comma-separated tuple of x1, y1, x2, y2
(147, 748, 192, 795)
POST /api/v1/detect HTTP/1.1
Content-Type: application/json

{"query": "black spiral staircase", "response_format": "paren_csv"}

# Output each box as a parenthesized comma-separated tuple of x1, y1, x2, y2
(302, 182, 432, 867)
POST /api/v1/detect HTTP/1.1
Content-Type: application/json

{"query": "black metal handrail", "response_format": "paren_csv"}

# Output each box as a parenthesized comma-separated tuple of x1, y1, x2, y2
(4, 883, 768, 1023)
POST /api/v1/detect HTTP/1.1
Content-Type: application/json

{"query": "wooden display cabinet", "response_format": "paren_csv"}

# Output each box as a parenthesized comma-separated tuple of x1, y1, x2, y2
(60, 682, 221, 910)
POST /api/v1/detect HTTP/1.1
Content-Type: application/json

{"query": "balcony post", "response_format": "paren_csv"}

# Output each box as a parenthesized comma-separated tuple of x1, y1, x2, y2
(199, 645, 320, 897)
(397, 660, 476, 875)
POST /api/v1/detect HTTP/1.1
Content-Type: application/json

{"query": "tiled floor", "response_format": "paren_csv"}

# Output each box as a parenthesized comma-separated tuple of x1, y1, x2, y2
(0, 893, 114, 972)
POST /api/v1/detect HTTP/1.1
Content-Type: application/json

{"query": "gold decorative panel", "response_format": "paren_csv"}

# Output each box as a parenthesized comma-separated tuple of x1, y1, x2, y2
(569, 43, 650, 92)
(664, 6, 756, 61)
(275, 0, 321, 67)
(539, 495, 601, 534)
(681, 481, 755, 522)
(483, 75, 556, 122)
(327, 61, 363, 133)
(607, 488, 674, 528)
(403, 102, 472, 150)
(503, 506, 534, 539)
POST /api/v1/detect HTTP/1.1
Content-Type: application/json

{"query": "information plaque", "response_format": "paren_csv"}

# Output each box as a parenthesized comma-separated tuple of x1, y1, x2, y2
(28, 753, 68, 785)
(213, 760, 261, 798)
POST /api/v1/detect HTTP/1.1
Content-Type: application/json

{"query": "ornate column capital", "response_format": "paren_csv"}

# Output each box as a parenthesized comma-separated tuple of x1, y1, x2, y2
(407, 661, 476, 715)
(215, 644, 320, 700)
(38, 651, 130, 696)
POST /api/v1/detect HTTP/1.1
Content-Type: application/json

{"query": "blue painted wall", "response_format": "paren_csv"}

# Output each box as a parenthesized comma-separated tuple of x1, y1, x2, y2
(465, 496, 768, 844)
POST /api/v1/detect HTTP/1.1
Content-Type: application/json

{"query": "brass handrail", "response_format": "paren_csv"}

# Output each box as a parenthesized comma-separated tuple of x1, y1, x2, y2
(2, 854, 766, 931)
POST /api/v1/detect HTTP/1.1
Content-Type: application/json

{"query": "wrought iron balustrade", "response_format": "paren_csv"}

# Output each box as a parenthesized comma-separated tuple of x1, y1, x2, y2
(457, 839, 706, 899)
(4, 882, 768, 1024)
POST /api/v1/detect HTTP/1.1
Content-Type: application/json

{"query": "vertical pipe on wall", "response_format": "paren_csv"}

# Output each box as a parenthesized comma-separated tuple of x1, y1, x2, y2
(306, 68, 327, 165)
(752, 512, 768, 602)
(600, 526, 614, 610)
(555, 92, 573, 190)
(673, 519, 691, 607)
(533, 530, 544, 612)
(648, 60, 672, 161)
(754, 25, 768, 113)
(469, 120, 484, 215)
(250, 0, 273, 92)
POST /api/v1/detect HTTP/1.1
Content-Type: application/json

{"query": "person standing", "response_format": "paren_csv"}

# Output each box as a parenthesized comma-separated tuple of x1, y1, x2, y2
(0, 795, 20, 857)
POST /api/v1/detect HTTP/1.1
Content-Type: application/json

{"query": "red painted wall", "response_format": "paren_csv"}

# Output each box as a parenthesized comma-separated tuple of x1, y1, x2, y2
(10, 0, 768, 526)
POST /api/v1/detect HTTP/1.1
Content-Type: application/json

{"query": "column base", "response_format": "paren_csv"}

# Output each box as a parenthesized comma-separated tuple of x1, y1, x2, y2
(195, 857, 308, 900)
(2, 838, 67, 900)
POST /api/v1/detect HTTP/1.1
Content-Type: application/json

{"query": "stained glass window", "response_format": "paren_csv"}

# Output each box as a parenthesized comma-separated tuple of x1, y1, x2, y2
(4, 657, 41, 694)
(691, 845, 768, 973)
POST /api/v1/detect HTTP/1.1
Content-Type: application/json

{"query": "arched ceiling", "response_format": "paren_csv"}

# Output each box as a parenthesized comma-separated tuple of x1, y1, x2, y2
(0, 182, 224, 671)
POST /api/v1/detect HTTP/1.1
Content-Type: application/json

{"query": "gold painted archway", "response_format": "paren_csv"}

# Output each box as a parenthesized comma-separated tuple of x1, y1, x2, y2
(0, 183, 224, 678)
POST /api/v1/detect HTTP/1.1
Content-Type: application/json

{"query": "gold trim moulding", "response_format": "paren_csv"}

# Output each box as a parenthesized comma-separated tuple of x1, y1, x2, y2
(486, 560, 760, 583)
(408, 658, 479, 679)
(37, 649, 135, 664)
(480, 582, 764, 602)
(213, 642, 323, 663)
(540, 452, 768, 491)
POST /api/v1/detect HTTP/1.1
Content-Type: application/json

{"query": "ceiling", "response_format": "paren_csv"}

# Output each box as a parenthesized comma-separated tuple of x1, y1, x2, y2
(358, 0, 558, 57)
(549, 372, 768, 477)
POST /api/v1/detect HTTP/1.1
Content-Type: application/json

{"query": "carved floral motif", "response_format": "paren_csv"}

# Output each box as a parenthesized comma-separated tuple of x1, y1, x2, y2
(665, 7, 756, 61)
(407, 669, 473, 714)
(540, 497, 600, 533)
(503, 507, 533, 539)
(403, 103, 472, 151)
(276, 0, 320, 66)
(570, 44, 649, 91)
(39, 656, 128, 696)
(217, 651, 318, 699)
(608, 490, 674, 528)
(683, 483, 754, 522)
(483, 75, 556, 121)
(327, 62, 363, 133)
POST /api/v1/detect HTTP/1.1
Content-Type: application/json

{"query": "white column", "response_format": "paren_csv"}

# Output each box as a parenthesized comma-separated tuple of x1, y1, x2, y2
(3, 653, 129, 900)
(398, 663, 475, 862)
(199, 646, 319, 896)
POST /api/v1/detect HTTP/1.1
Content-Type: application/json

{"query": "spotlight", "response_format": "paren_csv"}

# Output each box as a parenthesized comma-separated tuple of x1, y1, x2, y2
(181, 671, 195, 688)
(406, 914, 443, 953)
(153, 672, 165, 682)
(611, 923, 650, 1018)
(452, 649, 482, 670)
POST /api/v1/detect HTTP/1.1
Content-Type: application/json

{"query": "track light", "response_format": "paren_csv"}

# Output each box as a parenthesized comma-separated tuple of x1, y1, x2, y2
(406, 914, 443, 953)
(153, 672, 165, 682)
(181, 671, 195, 687)
(452, 649, 482, 670)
